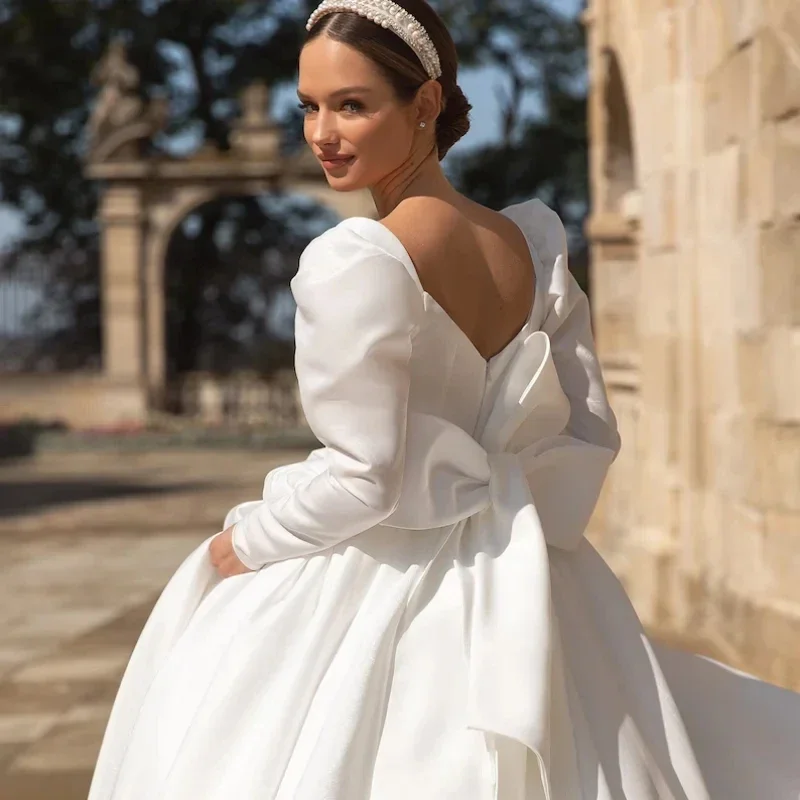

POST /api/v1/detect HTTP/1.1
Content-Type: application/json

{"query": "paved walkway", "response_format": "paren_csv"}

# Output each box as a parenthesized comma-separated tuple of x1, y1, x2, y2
(0, 447, 308, 800)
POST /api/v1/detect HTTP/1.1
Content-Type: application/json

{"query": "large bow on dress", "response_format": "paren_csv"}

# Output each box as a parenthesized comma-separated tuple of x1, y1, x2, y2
(385, 330, 618, 793)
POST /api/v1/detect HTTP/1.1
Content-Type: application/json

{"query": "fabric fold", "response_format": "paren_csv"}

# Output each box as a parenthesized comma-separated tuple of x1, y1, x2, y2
(380, 329, 619, 791)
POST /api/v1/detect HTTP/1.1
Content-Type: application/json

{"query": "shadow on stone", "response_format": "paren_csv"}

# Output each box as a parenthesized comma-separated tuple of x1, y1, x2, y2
(0, 423, 47, 461)
(0, 478, 209, 520)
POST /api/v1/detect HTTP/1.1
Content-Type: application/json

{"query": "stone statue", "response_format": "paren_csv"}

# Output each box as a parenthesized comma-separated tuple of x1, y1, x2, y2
(89, 38, 145, 149)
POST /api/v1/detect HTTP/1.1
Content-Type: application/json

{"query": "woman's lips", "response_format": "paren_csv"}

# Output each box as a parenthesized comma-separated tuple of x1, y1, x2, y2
(320, 155, 355, 171)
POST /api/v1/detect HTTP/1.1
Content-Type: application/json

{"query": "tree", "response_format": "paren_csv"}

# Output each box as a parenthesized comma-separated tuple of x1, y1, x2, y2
(0, 0, 589, 377)
(449, 1, 590, 286)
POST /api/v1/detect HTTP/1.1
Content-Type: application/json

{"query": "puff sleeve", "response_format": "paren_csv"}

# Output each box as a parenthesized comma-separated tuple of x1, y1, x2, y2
(530, 201, 621, 455)
(230, 223, 424, 570)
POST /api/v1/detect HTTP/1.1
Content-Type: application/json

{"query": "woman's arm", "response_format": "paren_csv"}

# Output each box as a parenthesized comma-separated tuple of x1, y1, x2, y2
(231, 224, 424, 570)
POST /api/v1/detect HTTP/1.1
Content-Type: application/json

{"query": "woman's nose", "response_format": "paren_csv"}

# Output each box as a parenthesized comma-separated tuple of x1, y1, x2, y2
(310, 109, 339, 148)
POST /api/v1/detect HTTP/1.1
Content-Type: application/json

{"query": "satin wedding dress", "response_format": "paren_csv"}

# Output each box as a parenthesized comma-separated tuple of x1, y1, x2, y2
(88, 199, 800, 800)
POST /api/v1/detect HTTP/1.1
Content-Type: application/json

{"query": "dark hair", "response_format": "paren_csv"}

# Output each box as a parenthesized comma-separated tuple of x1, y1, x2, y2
(305, 0, 471, 160)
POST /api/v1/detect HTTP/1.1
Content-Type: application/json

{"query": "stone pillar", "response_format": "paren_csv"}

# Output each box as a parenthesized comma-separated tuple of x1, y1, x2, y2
(584, 2, 643, 568)
(144, 228, 167, 409)
(99, 187, 145, 387)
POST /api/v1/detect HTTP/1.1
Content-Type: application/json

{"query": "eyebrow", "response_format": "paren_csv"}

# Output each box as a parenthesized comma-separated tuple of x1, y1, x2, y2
(297, 85, 373, 100)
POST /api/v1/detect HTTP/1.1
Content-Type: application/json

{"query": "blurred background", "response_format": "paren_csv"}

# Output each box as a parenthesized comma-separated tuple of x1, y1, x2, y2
(0, 0, 798, 797)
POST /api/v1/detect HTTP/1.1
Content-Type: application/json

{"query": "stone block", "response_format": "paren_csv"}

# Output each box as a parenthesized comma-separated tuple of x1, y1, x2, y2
(642, 12, 678, 89)
(767, 326, 800, 424)
(642, 169, 677, 252)
(759, 26, 800, 123)
(704, 43, 756, 151)
(98, 187, 142, 225)
(763, 510, 800, 604)
(639, 335, 679, 414)
(731, 0, 763, 46)
(691, 1, 731, 78)
(723, 500, 764, 601)
(592, 389, 641, 551)
(754, 420, 800, 511)
(595, 315, 638, 368)
(633, 452, 675, 535)
(638, 254, 676, 336)
(697, 334, 738, 412)
(730, 229, 762, 334)
(699, 489, 726, 582)
(674, 344, 702, 483)
(637, 408, 672, 476)
(705, 412, 759, 500)
(591, 252, 639, 317)
(774, 114, 800, 220)
(646, 85, 679, 169)
(698, 144, 743, 242)
(104, 315, 143, 381)
(764, 0, 795, 30)
(760, 222, 800, 326)
(619, 544, 674, 629)
(675, 166, 698, 243)
(736, 332, 770, 419)
(747, 123, 776, 225)
(677, 488, 706, 572)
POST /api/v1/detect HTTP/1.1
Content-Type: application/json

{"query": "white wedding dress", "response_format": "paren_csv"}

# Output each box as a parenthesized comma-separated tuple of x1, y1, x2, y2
(88, 199, 800, 800)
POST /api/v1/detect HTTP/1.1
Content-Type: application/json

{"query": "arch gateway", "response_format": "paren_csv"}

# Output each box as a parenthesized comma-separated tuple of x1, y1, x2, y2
(584, 0, 800, 685)
(84, 41, 375, 426)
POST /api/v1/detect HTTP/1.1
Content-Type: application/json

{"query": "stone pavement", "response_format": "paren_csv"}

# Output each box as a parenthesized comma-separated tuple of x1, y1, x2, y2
(0, 447, 309, 800)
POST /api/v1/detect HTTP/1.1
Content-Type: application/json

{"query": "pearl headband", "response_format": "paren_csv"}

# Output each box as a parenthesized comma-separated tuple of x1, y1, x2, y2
(306, 0, 442, 81)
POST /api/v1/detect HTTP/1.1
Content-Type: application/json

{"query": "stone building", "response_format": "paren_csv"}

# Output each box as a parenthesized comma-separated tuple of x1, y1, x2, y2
(585, 0, 800, 687)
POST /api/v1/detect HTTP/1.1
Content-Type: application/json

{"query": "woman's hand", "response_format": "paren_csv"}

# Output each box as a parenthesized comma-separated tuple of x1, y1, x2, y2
(209, 525, 257, 578)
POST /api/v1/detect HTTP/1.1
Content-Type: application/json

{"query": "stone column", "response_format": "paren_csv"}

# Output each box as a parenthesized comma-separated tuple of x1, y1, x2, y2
(99, 186, 145, 386)
(144, 227, 167, 409)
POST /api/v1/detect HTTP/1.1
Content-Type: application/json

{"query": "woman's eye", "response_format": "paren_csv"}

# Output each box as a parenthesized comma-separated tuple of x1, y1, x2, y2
(297, 100, 362, 114)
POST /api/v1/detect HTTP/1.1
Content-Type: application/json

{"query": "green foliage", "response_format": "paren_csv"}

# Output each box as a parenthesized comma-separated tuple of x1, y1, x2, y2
(0, 0, 589, 375)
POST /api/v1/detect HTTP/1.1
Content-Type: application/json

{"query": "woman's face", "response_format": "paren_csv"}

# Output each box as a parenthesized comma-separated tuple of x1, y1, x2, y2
(297, 34, 419, 191)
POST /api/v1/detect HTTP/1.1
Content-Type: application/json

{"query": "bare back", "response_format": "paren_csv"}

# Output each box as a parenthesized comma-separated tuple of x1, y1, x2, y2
(381, 197, 536, 362)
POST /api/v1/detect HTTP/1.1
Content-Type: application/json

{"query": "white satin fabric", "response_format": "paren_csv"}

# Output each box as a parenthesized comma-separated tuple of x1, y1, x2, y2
(88, 199, 800, 800)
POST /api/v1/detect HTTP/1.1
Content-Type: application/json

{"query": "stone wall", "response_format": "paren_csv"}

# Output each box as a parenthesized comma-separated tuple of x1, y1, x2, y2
(0, 374, 147, 429)
(586, 0, 800, 687)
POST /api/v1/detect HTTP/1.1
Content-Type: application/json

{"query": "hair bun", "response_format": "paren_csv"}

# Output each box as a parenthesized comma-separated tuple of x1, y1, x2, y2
(436, 84, 471, 159)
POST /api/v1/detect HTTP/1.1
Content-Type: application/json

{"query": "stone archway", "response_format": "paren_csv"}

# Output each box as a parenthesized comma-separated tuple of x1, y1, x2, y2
(85, 45, 375, 423)
(583, 4, 643, 565)
(584, 45, 643, 562)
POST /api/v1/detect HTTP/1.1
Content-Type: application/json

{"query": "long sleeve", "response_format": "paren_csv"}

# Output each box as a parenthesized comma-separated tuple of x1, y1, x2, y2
(528, 201, 621, 456)
(231, 223, 424, 570)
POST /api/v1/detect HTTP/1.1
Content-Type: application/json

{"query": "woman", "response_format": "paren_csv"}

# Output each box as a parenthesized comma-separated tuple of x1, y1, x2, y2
(88, 1, 800, 798)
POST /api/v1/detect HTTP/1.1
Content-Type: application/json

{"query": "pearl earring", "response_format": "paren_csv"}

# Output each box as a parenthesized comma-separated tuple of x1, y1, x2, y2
(419, 121, 426, 129)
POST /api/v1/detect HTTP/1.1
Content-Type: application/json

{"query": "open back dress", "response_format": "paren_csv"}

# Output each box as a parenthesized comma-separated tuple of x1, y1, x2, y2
(88, 199, 800, 800)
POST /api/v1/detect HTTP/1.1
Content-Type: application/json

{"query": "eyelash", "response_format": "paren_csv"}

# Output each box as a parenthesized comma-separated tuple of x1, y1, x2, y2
(297, 100, 363, 115)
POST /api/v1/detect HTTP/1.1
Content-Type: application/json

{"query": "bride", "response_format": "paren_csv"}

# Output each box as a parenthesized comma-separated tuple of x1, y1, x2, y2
(88, 1, 800, 798)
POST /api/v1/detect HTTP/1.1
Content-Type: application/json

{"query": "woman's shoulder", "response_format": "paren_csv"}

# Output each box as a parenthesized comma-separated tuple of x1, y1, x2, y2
(292, 210, 428, 300)
(500, 198, 567, 274)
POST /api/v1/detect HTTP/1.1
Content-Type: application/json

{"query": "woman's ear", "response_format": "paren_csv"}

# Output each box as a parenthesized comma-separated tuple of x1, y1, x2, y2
(415, 80, 443, 127)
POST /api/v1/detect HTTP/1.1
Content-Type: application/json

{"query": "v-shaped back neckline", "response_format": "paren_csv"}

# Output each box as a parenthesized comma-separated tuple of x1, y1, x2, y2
(344, 206, 542, 368)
